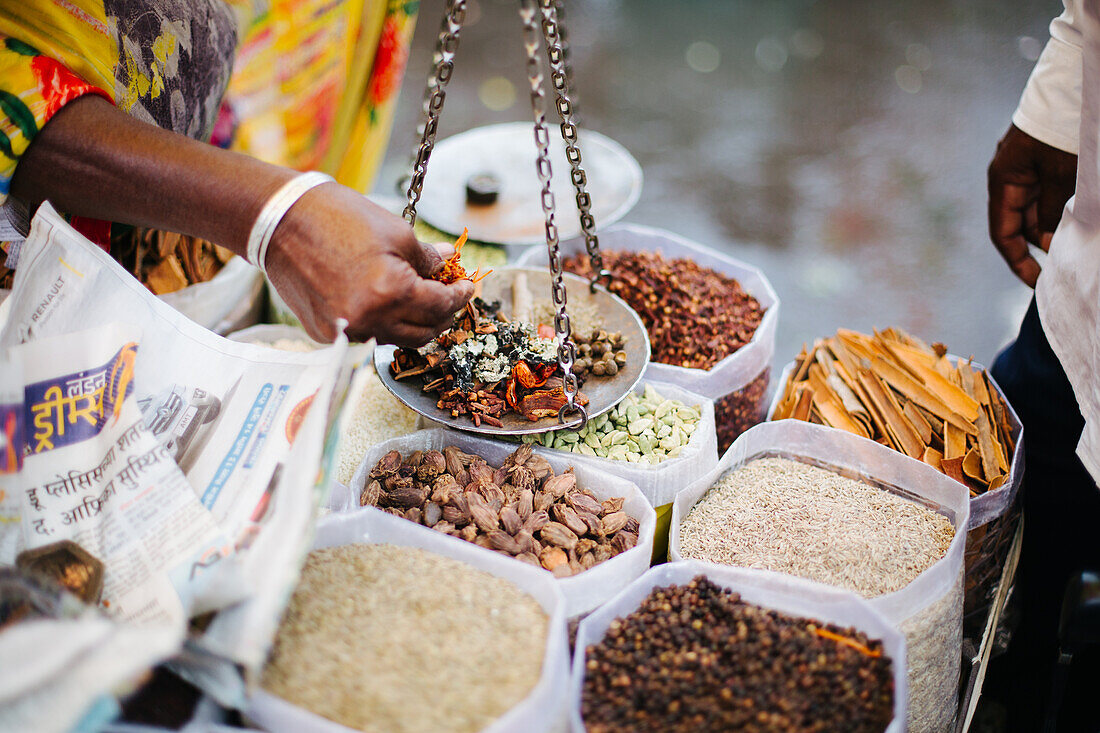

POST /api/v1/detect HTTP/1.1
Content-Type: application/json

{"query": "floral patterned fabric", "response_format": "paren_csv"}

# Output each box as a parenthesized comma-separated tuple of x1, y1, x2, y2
(0, 0, 238, 206)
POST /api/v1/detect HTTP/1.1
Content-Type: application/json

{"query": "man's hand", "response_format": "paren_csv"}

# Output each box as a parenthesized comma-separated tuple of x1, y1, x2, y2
(987, 124, 1078, 287)
(264, 183, 473, 345)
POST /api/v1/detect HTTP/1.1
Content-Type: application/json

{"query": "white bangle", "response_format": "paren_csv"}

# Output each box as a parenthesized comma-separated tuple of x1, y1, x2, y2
(246, 171, 335, 275)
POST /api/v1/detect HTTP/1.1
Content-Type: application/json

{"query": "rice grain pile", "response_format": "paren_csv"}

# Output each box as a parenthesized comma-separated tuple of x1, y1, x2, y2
(335, 366, 419, 485)
(679, 457, 953, 597)
(262, 544, 548, 733)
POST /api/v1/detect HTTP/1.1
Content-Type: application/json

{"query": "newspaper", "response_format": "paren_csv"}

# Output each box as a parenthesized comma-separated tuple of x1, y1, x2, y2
(0, 204, 349, 718)
(0, 351, 21, 562)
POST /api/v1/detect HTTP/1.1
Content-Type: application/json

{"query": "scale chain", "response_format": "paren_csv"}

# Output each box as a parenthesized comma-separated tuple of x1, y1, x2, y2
(403, 0, 467, 228)
(538, 0, 610, 289)
(519, 0, 587, 430)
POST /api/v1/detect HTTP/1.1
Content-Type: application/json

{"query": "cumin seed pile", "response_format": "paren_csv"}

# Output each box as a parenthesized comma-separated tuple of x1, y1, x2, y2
(262, 544, 548, 733)
(679, 457, 954, 597)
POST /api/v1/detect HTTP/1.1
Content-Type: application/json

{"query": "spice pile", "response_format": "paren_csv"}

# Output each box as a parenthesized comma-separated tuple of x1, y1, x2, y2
(564, 250, 764, 370)
(361, 444, 639, 577)
(522, 384, 701, 464)
(679, 458, 954, 596)
(678, 457, 958, 733)
(391, 297, 629, 426)
(773, 328, 1016, 496)
(581, 576, 895, 733)
(564, 249, 767, 450)
(262, 544, 547, 733)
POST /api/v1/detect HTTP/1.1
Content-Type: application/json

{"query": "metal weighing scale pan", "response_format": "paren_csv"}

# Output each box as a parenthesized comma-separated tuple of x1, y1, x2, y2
(375, 267, 650, 436)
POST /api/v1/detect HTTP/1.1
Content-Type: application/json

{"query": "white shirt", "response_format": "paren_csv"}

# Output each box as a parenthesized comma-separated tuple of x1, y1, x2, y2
(1014, 0, 1100, 483)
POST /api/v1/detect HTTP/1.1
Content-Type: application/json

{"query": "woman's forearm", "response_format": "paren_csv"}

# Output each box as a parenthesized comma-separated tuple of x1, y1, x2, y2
(9, 94, 295, 256)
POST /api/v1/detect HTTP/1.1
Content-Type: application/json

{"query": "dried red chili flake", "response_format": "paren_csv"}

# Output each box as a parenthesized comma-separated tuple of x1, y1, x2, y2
(563, 250, 764, 371)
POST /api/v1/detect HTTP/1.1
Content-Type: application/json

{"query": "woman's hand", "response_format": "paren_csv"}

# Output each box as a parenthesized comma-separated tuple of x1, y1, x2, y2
(987, 124, 1078, 287)
(10, 95, 471, 345)
(264, 184, 473, 344)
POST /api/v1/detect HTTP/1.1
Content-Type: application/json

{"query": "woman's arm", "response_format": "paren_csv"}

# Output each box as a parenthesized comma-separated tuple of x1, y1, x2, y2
(10, 94, 471, 343)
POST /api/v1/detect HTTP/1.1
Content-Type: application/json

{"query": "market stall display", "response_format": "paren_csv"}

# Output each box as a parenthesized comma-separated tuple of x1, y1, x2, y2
(349, 429, 656, 617)
(571, 561, 908, 733)
(670, 420, 969, 733)
(768, 328, 1024, 631)
(248, 508, 571, 733)
(518, 223, 779, 452)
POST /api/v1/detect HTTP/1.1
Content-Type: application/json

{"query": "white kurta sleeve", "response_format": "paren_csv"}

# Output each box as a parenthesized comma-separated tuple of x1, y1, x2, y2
(1013, 0, 1085, 155)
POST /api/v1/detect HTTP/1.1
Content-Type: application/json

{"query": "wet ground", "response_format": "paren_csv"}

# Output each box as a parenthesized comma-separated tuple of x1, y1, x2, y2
(375, 0, 1057, 369)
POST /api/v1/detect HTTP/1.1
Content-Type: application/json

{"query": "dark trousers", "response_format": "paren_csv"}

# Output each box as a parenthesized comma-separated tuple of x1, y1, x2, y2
(983, 299, 1100, 732)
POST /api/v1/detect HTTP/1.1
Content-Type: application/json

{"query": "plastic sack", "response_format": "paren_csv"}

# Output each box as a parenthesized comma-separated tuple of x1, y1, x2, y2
(524, 380, 717, 563)
(768, 356, 1025, 630)
(570, 560, 908, 733)
(246, 507, 572, 733)
(345, 428, 657, 617)
(670, 420, 969, 733)
(158, 256, 265, 335)
(516, 223, 779, 452)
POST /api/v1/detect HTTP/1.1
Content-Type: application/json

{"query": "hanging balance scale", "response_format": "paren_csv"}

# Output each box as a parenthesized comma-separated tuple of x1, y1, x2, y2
(374, 0, 650, 436)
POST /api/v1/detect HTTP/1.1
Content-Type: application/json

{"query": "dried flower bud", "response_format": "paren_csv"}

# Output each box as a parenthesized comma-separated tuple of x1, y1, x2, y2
(542, 472, 576, 498)
(487, 530, 523, 555)
(600, 511, 629, 536)
(517, 489, 534, 520)
(423, 501, 443, 527)
(417, 450, 446, 480)
(540, 545, 569, 571)
(369, 450, 402, 479)
(360, 479, 382, 507)
(526, 455, 553, 481)
(500, 505, 522, 535)
(568, 491, 603, 516)
(540, 522, 579, 551)
(551, 504, 589, 537)
(522, 510, 550, 535)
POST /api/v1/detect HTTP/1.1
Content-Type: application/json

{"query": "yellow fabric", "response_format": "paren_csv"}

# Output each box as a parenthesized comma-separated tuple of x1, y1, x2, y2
(0, 3, 115, 93)
(229, 0, 417, 192)
(0, 2, 115, 203)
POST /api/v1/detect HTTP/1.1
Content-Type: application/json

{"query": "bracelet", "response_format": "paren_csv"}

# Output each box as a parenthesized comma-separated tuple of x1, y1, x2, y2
(246, 171, 335, 275)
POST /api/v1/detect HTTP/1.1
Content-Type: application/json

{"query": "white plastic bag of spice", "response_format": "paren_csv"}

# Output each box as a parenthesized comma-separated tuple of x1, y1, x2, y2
(346, 428, 657, 617)
(517, 223, 779, 452)
(247, 507, 572, 733)
(570, 560, 908, 733)
(768, 355, 1025, 631)
(670, 420, 969, 733)
(524, 380, 717, 563)
(766, 357, 1023, 531)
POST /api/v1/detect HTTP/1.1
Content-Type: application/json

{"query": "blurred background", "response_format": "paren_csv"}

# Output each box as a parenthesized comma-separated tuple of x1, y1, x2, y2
(374, 0, 1058, 367)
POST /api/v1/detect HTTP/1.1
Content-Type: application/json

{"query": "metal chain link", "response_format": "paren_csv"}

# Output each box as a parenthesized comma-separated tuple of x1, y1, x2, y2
(519, 0, 586, 430)
(402, 0, 467, 227)
(539, 0, 609, 290)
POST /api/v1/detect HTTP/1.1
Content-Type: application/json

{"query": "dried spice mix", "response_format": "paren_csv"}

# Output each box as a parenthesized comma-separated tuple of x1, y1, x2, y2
(581, 576, 895, 733)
